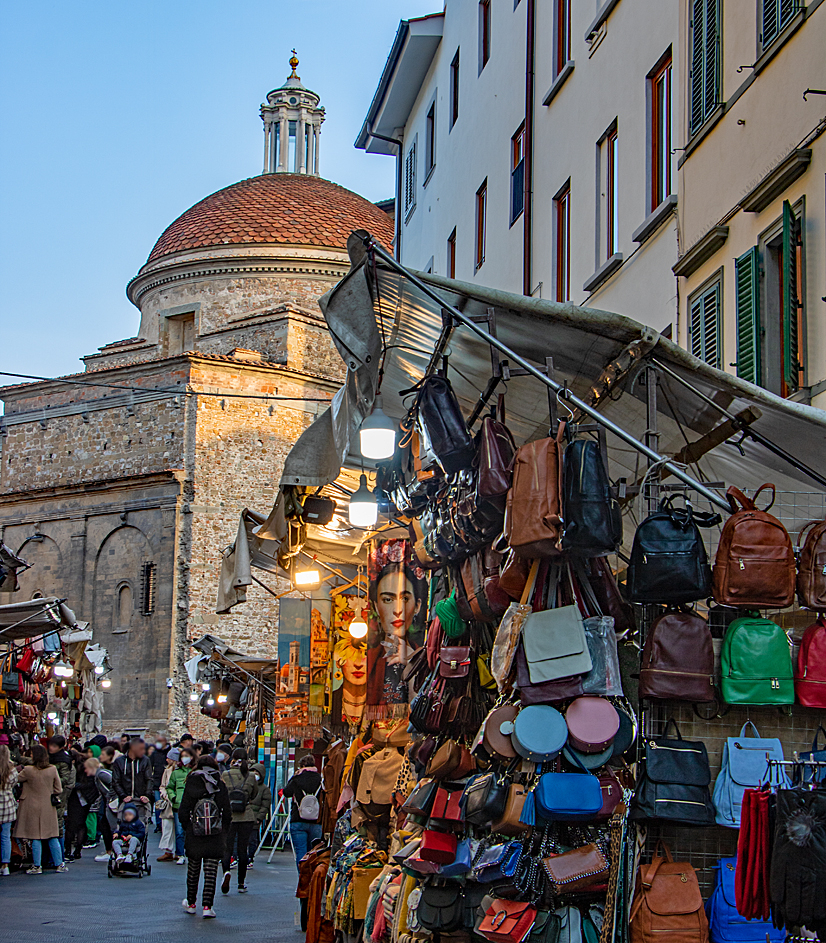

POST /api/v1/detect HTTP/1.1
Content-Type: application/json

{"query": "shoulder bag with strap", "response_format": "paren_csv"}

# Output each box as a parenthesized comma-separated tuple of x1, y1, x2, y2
(720, 615, 794, 705)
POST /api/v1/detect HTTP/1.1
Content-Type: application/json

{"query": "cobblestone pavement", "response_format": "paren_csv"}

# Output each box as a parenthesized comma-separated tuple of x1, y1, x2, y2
(0, 834, 303, 942)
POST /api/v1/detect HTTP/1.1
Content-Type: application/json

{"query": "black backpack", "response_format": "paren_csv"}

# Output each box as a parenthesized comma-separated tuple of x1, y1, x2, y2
(562, 438, 621, 556)
(627, 497, 720, 603)
(412, 374, 474, 476)
(193, 796, 223, 836)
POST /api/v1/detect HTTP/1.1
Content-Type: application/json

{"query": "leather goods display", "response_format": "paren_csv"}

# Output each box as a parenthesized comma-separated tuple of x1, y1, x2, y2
(427, 740, 475, 779)
(477, 899, 537, 943)
(712, 722, 788, 828)
(631, 719, 715, 826)
(439, 646, 472, 678)
(413, 374, 475, 476)
(628, 496, 720, 604)
(799, 726, 826, 783)
(473, 841, 523, 884)
(562, 437, 621, 556)
(499, 550, 532, 600)
(463, 771, 509, 827)
(629, 843, 709, 943)
(491, 782, 529, 836)
(461, 553, 509, 622)
(595, 771, 623, 821)
(522, 603, 592, 685)
(420, 829, 458, 864)
(476, 703, 519, 760)
(564, 696, 619, 753)
(542, 843, 609, 893)
(639, 610, 715, 703)
(514, 642, 584, 705)
(795, 615, 826, 707)
(711, 484, 795, 608)
(476, 400, 517, 501)
(417, 884, 465, 932)
(530, 769, 604, 823)
(504, 428, 565, 558)
(429, 785, 465, 829)
(796, 517, 826, 610)
(440, 838, 473, 878)
(509, 705, 568, 762)
(705, 856, 785, 943)
(720, 616, 794, 705)
(401, 778, 439, 819)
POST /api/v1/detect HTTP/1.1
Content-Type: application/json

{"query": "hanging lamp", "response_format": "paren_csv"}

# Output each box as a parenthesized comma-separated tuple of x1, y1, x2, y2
(359, 395, 396, 460)
(348, 474, 378, 528)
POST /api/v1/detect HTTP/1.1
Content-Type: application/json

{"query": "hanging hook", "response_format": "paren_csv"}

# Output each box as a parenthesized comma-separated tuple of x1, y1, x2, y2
(556, 388, 575, 422)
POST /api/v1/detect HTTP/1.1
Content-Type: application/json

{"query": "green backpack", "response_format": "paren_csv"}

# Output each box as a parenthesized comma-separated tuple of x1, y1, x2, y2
(721, 615, 794, 704)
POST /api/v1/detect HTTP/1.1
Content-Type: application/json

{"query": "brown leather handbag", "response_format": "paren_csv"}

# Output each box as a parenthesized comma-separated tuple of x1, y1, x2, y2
(461, 553, 506, 622)
(503, 426, 565, 558)
(499, 550, 532, 600)
(797, 518, 826, 610)
(476, 703, 519, 760)
(542, 843, 609, 893)
(491, 783, 528, 836)
(427, 740, 476, 780)
(639, 611, 715, 702)
(711, 484, 795, 608)
(439, 646, 472, 679)
(476, 396, 517, 501)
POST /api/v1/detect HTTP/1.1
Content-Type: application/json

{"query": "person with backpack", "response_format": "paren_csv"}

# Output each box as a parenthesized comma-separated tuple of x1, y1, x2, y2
(177, 755, 231, 919)
(282, 754, 324, 871)
(219, 748, 258, 895)
(166, 746, 195, 865)
(247, 762, 272, 870)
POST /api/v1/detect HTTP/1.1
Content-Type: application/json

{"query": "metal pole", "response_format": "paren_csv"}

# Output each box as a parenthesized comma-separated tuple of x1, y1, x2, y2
(365, 237, 731, 513)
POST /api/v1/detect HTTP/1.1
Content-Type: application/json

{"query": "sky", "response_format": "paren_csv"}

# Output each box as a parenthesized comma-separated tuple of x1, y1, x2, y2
(0, 0, 439, 384)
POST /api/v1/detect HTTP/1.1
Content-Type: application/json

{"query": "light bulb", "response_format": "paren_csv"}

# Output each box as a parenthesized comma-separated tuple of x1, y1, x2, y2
(53, 660, 71, 678)
(190, 692, 199, 702)
(217, 694, 227, 704)
(94, 665, 105, 675)
(201, 683, 210, 692)
(206, 697, 215, 706)
(349, 617, 368, 639)
(348, 474, 378, 528)
(101, 678, 112, 688)
(295, 567, 321, 588)
(359, 395, 396, 460)
(47, 712, 58, 721)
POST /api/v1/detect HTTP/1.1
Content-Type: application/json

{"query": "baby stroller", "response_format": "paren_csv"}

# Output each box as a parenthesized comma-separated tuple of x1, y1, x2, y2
(107, 801, 151, 879)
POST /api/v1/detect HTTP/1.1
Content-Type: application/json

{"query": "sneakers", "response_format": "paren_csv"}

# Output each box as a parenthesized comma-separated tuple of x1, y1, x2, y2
(221, 871, 231, 895)
(56, 864, 69, 873)
(125, 854, 134, 864)
(176, 856, 187, 865)
(83, 841, 98, 849)
(0, 865, 9, 876)
(26, 865, 42, 875)
(182, 899, 196, 915)
(95, 853, 110, 862)
(157, 851, 175, 862)
(203, 907, 216, 918)
(238, 884, 248, 894)
(229, 857, 237, 869)
(247, 860, 254, 870)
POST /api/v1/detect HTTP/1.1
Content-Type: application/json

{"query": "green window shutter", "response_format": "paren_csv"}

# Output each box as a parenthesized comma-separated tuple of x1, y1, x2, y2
(690, 0, 719, 134)
(690, 294, 704, 360)
(702, 0, 720, 122)
(690, 0, 705, 134)
(735, 247, 761, 383)
(782, 200, 801, 393)
(689, 280, 721, 368)
(763, 0, 780, 46)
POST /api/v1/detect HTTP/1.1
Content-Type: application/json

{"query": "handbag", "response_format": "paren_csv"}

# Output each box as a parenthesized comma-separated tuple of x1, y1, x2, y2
(491, 782, 529, 836)
(463, 771, 509, 827)
(439, 646, 472, 679)
(631, 719, 715, 826)
(562, 437, 621, 556)
(514, 642, 584, 705)
(490, 562, 539, 693)
(509, 704, 568, 763)
(705, 856, 785, 943)
(794, 616, 826, 708)
(400, 777, 439, 819)
(522, 567, 592, 684)
(473, 840, 523, 883)
(478, 899, 537, 943)
(412, 374, 475, 476)
(474, 703, 519, 760)
(420, 829, 457, 864)
(639, 610, 715, 703)
(529, 767, 603, 824)
(409, 671, 450, 734)
(427, 740, 475, 780)
(429, 785, 465, 830)
(1, 671, 20, 695)
(417, 884, 465, 932)
(629, 843, 709, 943)
(712, 722, 788, 827)
(594, 771, 623, 821)
(580, 615, 623, 697)
(564, 696, 620, 753)
(440, 838, 473, 877)
(542, 843, 609, 893)
(799, 726, 826, 783)
(477, 396, 517, 501)
(499, 550, 532, 600)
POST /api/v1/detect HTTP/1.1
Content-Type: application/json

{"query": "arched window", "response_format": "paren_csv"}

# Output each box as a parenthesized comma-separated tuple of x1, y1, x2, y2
(116, 584, 133, 630)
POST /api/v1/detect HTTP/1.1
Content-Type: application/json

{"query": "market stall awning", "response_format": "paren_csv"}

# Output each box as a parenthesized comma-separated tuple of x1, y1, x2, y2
(191, 634, 281, 684)
(0, 596, 80, 641)
(280, 232, 826, 523)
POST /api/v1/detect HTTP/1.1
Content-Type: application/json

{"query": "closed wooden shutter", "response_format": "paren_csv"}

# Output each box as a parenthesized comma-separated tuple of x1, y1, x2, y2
(762, 0, 797, 48)
(782, 200, 802, 394)
(735, 247, 761, 384)
(689, 280, 721, 368)
(690, 0, 719, 134)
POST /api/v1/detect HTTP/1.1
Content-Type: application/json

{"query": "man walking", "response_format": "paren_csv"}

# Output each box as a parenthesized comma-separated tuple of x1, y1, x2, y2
(112, 738, 153, 825)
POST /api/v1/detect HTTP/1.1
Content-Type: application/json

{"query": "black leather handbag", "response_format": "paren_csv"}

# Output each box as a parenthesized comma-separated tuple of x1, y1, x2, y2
(412, 374, 475, 476)
(627, 496, 721, 604)
(630, 719, 715, 826)
(462, 771, 510, 827)
(417, 884, 465, 932)
(562, 438, 621, 556)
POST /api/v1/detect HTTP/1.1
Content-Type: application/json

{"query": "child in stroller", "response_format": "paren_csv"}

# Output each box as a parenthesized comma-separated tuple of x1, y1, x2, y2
(111, 803, 147, 872)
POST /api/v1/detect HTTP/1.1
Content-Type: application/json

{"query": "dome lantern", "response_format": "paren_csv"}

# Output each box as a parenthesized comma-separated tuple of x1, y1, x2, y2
(261, 51, 325, 176)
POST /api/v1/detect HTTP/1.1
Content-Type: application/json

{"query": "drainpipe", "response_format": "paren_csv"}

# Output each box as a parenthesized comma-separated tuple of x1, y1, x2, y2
(369, 124, 404, 261)
(523, 0, 536, 296)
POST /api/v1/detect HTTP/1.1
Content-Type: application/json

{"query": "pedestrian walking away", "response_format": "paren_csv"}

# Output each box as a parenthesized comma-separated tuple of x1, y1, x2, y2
(0, 745, 19, 875)
(46, 735, 75, 858)
(177, 754, 231, 918)
(247, 761, 272, 869)
(220, 747, 258, 894)
(282, 754, 324, 871)
(14, 744, 67, 874)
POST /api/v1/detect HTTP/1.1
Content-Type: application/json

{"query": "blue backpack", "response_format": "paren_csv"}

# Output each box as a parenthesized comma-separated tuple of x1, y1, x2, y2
(705, 857, 784, 943)
(712, 722, 787, 827)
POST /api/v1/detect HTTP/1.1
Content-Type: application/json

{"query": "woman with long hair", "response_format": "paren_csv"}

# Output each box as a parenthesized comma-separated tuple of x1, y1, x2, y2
(220, 748, 258, 895)
(0, 744, 18, 875)
(15, 744, 66, 874)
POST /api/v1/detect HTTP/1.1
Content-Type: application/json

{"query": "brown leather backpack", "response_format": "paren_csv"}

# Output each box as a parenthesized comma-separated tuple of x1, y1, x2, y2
(630, 843, 709, 943)
(796, 519, 826, 610)
(639, 611, 715, 702)
(503, 425, 565, 558)
(711, 484, 795, 608)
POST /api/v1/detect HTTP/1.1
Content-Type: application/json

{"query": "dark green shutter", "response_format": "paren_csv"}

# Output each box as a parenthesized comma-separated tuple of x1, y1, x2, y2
(763, 0, 797, 47)
(782, 200, 801, 393)
(690, 0, 719, 134)
(702, 0, 719, 122)
(735, 247, 761, 383)
(690, 294, 704, 360)
(690, 0, 705, 134)
(689, 281, 721, 367)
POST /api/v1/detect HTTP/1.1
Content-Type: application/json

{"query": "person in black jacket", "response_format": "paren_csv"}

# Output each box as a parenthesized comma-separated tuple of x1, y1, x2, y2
(65, 751, 98, 860)
(149, 736, 169, 833)
(282, 755, 323, 870)
(178, 756, 231, 919)
(111, 739, 152, 825)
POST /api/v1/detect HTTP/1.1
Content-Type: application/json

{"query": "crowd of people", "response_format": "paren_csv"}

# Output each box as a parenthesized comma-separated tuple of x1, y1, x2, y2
(0, 731, 276, 918)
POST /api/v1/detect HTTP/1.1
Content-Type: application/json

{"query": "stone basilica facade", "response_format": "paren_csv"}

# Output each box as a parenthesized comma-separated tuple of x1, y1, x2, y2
(0, 59, 394, 735)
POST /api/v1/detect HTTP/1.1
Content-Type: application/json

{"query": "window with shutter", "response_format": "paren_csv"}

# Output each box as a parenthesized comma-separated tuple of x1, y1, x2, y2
(735, 247, 761, 384)
(689, 0, 720, 135)
(762, 0, 798, 49)
(782, 199, 803, 394)
(404, 140, 417, 220)
(688, 277, 721, 368)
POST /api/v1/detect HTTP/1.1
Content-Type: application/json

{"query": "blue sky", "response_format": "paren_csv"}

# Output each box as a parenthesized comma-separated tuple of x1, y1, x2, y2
(0, 0, 438, 383)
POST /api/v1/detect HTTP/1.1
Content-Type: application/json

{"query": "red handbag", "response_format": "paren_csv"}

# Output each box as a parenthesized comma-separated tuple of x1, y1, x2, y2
(429, 786, 464, 830)
(477, 899, 537, 943)
(419, 829, 457, 864)
(14, 648, 35, 677)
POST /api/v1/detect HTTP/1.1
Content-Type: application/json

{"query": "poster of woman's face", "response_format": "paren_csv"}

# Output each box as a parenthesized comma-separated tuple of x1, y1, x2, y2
(366, 539, 426, 707)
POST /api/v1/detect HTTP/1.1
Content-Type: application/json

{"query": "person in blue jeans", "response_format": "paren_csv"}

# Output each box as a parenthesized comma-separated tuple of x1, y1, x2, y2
(0, 745, 18, 875)
(282, 755, 324, 870)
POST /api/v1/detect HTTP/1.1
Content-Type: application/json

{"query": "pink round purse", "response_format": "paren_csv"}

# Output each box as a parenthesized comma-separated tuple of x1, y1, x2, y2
(565, 696, 620, 753)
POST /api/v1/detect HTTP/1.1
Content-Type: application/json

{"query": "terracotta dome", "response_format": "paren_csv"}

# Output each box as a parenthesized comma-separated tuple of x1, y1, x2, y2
(146, 173, 395, 264)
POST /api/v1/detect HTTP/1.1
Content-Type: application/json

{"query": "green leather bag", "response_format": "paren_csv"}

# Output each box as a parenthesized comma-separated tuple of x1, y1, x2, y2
(721, 615, 794, 704)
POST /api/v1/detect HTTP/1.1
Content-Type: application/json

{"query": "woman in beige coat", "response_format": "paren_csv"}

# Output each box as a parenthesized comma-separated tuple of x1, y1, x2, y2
(15, 743, 67, 874)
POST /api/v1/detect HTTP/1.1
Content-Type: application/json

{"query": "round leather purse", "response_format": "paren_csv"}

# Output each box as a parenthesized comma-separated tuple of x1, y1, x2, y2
(506, 705, 567, 762)
(565, 697, 620, 753)
(475, 703, 519, 760)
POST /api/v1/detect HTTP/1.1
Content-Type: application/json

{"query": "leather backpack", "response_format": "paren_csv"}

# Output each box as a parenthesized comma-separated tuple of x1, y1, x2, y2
(796, 518, 826, 610)
(476, 397, 517, 503)
(711, 484, 795, 608)
(639, 610, 715, 703)
(503, 426, 565, 558)
(412, 374, 475, 476)
(628, 496, 720, 604)
(562, 437, 621, 556)
(794, 615, 826, 707)
(720, 616, 794, 705)
(630, 843, 709, 943)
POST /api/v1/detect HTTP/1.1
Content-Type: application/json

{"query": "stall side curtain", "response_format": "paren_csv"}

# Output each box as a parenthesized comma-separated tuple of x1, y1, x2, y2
(735, 246, 760, 384)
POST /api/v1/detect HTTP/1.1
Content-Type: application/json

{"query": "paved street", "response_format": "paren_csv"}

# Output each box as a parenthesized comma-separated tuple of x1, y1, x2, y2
(0, 835, 304, 943)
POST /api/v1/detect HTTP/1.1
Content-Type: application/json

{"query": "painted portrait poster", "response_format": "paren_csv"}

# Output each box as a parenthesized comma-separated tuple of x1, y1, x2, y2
(366, 539, 427, 715)
(331, 595, 368, 726)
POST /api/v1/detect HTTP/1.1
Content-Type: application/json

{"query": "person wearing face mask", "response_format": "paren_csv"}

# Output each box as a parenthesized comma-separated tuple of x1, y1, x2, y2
(166, 747, 195, 865)
(246, 763, 272, 869)
(156, 748, 180, 862)
(219, 749, 258, 895)
(149, 735, 170, 833)
(214, 743, 233, 774)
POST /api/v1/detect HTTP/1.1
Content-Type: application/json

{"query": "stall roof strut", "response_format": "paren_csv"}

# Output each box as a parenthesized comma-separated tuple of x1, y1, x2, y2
(364, 236, 731, 513)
